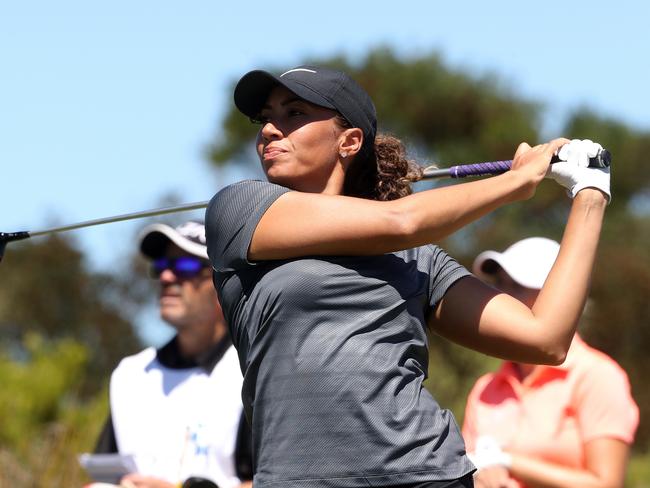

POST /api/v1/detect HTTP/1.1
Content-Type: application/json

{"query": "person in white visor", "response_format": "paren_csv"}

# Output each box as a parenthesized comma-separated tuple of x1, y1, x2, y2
(462, 237, 639, 488)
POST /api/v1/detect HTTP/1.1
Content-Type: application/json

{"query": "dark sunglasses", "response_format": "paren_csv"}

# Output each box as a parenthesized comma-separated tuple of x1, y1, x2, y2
(151, 256, 210, 279)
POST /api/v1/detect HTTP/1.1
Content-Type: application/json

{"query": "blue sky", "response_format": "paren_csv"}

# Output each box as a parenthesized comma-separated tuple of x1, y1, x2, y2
(2, 1, 648, 344)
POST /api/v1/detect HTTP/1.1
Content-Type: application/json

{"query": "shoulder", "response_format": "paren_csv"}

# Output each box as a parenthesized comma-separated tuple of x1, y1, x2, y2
(212, 344, 242, 374)
(566, 339, 639, 441)
(395, 243, 450, 265)
(570, 339, 630, 382)
(112, 347, 157, 377)
(210, 346, 244, 389)
(207, 180, 288, 214)
(211, 179, 268, 198)
(206, 180, 292, 271)
(567, 338, 636, 405)
(467, 371, 500, 398)
(221, 344, 241, 367)
(413, 243, 463, 265)
(205, 179, 290, 240)
(413, 243, 471, 292)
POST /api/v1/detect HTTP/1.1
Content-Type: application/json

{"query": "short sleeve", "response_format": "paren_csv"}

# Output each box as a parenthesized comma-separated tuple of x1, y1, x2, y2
(574, 359, 639, 444)
(205, 180, 290, 273)
(424, 246, 471, 309)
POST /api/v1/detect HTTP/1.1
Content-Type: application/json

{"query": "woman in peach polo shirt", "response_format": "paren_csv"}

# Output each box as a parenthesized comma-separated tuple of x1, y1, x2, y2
(462, 237, 639, 488)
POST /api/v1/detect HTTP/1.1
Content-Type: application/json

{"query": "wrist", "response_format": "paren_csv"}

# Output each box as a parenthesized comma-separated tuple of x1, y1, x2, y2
(499, 170, 536, 203)
(500, 450, 513, 468)
(573, 188, 609, 208)
(470, 436, 513, 470)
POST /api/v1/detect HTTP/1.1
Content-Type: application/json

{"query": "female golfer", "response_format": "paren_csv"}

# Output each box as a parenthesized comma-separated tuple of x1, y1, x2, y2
(205, 65, 610, 488)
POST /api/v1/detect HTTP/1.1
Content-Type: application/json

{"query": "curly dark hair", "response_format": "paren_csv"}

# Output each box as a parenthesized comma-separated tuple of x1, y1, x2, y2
(336, 116, 424, 201)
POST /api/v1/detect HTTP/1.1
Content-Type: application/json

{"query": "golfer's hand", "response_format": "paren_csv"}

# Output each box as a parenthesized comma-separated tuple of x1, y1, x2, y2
(510, 138, 570, 200)
(546, 139, 611, 203)
(474, 465, 519, 488)
(119, 474, 175, 488)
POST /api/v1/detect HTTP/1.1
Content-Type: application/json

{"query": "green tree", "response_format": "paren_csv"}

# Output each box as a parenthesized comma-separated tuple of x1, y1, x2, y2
(0, 232, 150, 486)
(0, 234, 143, 386)
(0, 334, 108, 486)
(209, 48, 540, 170)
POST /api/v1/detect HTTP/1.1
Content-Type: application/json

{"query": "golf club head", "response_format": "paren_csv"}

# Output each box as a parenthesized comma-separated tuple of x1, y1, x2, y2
(0, 232, 31, 263)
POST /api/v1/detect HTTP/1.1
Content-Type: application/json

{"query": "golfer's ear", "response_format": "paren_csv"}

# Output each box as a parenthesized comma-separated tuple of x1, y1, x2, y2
(339, 128, 363, 159)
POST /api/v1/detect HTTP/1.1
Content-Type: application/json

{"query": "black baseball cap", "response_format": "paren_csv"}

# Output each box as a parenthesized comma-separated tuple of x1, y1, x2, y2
(234, 65, 377, 142)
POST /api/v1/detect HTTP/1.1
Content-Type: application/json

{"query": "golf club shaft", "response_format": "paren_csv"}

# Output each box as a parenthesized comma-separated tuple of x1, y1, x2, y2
(28, 200, 209, 238)
(0, 200, 209, 262)
(2, 148, 611, 242)
(0, 146, 612, 264)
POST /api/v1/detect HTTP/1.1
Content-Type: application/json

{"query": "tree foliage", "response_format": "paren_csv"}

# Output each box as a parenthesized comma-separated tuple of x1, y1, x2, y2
(0, 334, 107, 486)
(0, 235, 143, 385)
(209, 48, 541, 170)
(206, 47, 650, 452)
(0, 234, 148, 485)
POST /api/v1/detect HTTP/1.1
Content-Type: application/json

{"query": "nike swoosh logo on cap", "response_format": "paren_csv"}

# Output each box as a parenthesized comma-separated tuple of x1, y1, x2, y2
(280, 68, 317, 77)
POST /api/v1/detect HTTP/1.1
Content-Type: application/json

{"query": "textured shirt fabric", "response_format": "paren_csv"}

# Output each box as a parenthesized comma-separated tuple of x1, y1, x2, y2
(462, 335, 639, 487)
(206, 179, 475, 488)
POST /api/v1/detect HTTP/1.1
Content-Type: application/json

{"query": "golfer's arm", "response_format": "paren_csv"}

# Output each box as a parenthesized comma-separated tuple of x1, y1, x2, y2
(430, 190, 607, 364)
(508, 438, 630, 488)
(249, 170, 528, 260)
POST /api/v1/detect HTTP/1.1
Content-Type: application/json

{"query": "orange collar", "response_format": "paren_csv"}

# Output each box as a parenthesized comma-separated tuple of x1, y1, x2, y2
(494, 335, 587, 392)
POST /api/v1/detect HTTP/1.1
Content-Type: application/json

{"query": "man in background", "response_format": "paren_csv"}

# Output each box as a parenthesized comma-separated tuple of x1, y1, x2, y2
(93, 220, 252, 488)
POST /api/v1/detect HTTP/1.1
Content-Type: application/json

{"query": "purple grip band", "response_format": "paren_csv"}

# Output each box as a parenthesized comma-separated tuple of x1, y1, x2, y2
(451, 160, 513, 178)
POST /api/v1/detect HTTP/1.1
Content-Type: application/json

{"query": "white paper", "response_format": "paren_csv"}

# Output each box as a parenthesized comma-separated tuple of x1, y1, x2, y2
(78, 453, 138, 483)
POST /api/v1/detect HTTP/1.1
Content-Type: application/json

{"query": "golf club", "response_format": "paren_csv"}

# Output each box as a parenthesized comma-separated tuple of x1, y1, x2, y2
(0, 147, 611, 263)
(0, 200, 208, 263)
(421, 148, 611, 179)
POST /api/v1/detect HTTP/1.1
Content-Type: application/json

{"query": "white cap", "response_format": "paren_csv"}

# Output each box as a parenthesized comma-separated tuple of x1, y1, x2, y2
(472, 237, 560, 290)
(138, 220, 208, 260)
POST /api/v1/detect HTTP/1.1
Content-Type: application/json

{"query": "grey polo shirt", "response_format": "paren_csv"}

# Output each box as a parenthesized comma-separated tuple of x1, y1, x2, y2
(206, 180, 474, 488)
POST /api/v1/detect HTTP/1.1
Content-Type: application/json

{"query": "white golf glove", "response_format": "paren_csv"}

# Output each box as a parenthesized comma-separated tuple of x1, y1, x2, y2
(546, 139, 611, 203)
(467, 436, 512, 471)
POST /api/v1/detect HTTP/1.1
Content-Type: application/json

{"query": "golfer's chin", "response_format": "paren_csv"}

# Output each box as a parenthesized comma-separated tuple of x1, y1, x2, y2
(261, 157, 337, 193)
(262, 159, 289, 181)
(264, 166, 316, 192)
(159, 302, 186, 324)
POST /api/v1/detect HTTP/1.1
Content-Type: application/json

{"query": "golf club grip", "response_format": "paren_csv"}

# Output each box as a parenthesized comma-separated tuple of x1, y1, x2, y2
(424, 148, 611, 179)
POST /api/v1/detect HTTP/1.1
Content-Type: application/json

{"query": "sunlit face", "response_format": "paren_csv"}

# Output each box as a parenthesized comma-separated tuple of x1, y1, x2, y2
(158, 244, 225, 358)
(255, 85, 345, 193)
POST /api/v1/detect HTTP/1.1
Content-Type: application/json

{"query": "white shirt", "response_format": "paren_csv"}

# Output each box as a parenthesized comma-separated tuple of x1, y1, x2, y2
(110, 344, 244, 487)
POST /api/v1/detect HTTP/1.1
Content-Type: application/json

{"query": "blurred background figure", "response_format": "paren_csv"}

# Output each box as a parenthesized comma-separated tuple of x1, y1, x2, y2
(93, 221, 252, 488)
(462, 237, 639, 488)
